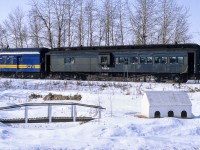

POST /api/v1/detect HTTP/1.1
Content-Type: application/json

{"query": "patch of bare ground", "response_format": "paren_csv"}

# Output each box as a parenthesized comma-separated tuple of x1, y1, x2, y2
(43, 93, 82, 101)
(134, 114, 148, 118)
(28, 93, 82, 101)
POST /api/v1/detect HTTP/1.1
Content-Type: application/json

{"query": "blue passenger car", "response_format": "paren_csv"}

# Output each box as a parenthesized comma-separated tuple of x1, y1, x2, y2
(0, 48, 49, 78)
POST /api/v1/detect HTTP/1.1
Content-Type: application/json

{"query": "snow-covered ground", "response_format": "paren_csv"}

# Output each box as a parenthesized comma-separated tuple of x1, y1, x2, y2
(0, 78, 200, 149)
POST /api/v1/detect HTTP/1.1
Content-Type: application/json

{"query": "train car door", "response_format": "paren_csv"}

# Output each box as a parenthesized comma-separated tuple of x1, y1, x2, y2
(45, 54, 50, 73)
(188, 53, 194, 75)
(17, 56, 22, 69)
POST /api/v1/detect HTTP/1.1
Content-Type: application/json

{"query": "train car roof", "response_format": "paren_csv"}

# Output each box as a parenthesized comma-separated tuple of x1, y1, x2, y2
(48, 43, 200, 54)
(0, 48, 49, 55)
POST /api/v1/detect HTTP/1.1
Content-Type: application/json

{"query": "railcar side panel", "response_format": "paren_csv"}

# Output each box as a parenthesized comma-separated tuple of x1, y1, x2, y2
(0, 48, 49, 77)
(46, 44, 200, 81)
(0, 54, 41, 72)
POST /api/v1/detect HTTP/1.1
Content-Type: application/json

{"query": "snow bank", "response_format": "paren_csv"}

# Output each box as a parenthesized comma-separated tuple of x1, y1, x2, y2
(0, 78, 200, 149)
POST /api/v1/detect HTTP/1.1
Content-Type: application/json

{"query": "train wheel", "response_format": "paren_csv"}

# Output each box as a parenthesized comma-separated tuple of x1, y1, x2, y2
(154, 75, 161, 82)
(173, 74, 180, 83)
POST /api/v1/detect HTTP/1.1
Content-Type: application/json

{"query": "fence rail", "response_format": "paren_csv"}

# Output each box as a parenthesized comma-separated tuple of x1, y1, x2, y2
(0, 102, 105, 123)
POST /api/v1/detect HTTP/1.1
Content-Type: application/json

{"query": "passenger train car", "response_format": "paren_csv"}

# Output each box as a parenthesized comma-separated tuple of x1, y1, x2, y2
(0, 48, 49, 78)
(46, 44, 200, 82)
(0, 44, 200, 82)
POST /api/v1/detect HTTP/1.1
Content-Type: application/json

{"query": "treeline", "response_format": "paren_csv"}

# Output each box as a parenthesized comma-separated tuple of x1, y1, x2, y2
(0, 0, 191, 48)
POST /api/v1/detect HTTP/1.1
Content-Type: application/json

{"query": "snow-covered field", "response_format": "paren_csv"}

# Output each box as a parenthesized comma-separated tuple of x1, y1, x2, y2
(0, 78, 200, 149)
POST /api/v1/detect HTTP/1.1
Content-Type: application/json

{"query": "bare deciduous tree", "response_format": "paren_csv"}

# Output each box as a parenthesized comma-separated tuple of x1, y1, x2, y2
(115, 0, 127, 45)
(84, 0, 97, 46)
(0, 25, 8, 48)
(52, 0, 68, 48)
(77, 0, 84, 46)
(4, 7, 28, 48)
(99, 0, 118, 46)
(31, 0, 54, 48)
(128, 0, 158, 45)
(157, 0, 191, 44)
(157, 0, 177, 44)
(66, 0, 77, 47)
(29, 8, 43, 48)
(3, 0, 191, 47)
(173, 6, 191, 43)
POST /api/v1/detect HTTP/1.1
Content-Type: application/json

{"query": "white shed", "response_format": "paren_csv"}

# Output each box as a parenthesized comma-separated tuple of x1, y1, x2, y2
(141, 91, 192, 118)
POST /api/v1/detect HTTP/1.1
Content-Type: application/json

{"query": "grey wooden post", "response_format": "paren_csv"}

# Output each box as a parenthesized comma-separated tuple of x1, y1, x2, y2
(25, 106, 28, 123)
(72, 105, 77, 122)
(71, 105, 74, 118)
(48, 105, 52, 123)
(98, 108, 101, 119)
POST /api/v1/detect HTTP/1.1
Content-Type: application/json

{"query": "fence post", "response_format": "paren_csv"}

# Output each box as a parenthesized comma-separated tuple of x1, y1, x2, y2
(71, 105, 73, 118)
(25, 106, 28, 123)
(73, 105, 77, 122)
(48, 104, 52, 123)
(98, 108, 101, 119)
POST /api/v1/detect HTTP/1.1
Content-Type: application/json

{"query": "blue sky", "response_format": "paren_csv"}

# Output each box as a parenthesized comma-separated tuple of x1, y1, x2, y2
(0, 0, 31, 21)
(177, 0, 200, 44)
(0, 0, 200, 44)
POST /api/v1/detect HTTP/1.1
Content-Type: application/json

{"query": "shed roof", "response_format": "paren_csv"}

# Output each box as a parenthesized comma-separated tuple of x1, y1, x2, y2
(144, 91, 192, 106)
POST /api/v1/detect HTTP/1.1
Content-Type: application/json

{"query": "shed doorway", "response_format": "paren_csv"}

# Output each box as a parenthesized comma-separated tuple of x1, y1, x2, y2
(168, 111, 174, 117)
(181, 111, 187, 118)
(154, 111, 161, 118)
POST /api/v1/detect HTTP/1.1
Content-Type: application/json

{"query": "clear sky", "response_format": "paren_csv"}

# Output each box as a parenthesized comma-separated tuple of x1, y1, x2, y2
(0, 0, 31, 20)
(0, 0, 200, 44)
(177, 0, 200, 44)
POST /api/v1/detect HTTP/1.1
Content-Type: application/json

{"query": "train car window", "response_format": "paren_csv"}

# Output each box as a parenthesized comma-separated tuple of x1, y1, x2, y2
(101, 56, 108, 64)
(115, 57, 128, 64)
(177, 57, 184, 64)
(71, 57, 75, 64)
(154, 57, 161, 64)
(2, 57, 6, 64)
(169, 57, 177, 64)
(124, 57, 128, 64)
(115, 57, 119, 64)
(64, 58, 70, 64)
(161, 57, 167, 64)
(119, 57, 124, 64)
(140, 57, 146, 64)
(146, 57, 153, 64)
(130, 57, 139, 64)
(64, 57, 74, 64)
(155, 57, 167, 64)
(9, 57, 13, 64)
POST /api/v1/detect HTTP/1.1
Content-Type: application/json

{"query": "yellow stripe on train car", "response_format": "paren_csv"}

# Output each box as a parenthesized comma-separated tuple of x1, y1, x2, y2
(24, 65, 41, 69)
(34, 65, 40, 69)
(0, 64, 41, 69)
(0, 65, 17, 68)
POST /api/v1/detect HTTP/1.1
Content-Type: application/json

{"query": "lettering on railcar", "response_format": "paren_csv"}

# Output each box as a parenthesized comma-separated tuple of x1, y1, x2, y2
(27, 65, 35, 68)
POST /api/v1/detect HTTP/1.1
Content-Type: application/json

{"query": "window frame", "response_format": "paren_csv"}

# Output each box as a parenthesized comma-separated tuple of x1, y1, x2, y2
(9, 57, 14, 64)
(2, 56, 7, 64)
(64, 57, 75, 64)
(140, 57, 153, 64)
(154, 56, 168, 64)
(130, 56, 139, 64)
(146, 57, 153, 64)
(115, 57, 128, 64)
(169, 57, 177, 64)
(177, 57, 184, 64)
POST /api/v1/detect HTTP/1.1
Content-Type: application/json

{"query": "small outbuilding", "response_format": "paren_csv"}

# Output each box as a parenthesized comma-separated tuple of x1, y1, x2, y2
(141, 91, 192, 118)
